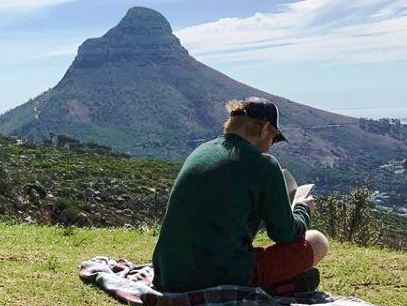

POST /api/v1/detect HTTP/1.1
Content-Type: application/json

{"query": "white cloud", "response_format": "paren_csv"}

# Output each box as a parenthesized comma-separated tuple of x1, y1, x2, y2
(0, 38, 81, 65)
(40, 44, 78, 58)
(0, 0, 77, 11)
(175, 0, 407, 65)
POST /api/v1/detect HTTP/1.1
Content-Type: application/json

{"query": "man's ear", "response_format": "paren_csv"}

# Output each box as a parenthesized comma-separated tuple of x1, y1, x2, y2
(260, 122, 272, 140)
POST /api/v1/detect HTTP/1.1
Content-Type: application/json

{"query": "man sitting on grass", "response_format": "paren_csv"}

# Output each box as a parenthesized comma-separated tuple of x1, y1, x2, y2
(152, 97, 328, 294)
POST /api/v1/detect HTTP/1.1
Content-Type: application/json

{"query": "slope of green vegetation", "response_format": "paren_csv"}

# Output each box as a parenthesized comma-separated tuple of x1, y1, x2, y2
(0, 134, 180, 227)
(0, 223, 405, 306)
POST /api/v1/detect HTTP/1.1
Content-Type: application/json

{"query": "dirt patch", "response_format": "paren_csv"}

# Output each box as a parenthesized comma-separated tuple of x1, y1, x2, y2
(66, 100, 90, 122)
(0, 254, 43, 263)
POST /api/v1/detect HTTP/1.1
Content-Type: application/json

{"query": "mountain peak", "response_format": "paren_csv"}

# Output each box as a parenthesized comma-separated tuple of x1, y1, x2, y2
(113, 7, 172, 34)
(69, 6, 187, 69)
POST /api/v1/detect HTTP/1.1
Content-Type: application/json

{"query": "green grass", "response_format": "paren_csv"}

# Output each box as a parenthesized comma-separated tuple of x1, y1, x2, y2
(0, 223, 158, 305)
(0, 223, 405, 305)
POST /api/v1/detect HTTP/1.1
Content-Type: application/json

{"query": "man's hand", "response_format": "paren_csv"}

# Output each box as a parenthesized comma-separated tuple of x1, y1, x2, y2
(293, 195, 316, 215)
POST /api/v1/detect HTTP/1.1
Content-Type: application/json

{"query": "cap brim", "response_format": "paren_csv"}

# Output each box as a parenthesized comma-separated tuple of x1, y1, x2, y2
(274, 130, 287, 143)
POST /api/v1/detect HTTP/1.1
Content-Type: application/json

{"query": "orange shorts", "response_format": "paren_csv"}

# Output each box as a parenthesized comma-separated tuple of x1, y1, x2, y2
(250, 239, 314, 289)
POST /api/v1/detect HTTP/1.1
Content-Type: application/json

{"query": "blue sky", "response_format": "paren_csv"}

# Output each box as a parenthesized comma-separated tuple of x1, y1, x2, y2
(1, 0, 407, 119)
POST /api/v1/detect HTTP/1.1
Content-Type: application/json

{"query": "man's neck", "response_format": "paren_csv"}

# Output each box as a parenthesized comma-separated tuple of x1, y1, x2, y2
(226, 131, 261, 151)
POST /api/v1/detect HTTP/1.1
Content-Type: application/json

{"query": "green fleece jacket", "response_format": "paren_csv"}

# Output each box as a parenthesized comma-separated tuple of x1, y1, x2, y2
(152, 133, 311, 292)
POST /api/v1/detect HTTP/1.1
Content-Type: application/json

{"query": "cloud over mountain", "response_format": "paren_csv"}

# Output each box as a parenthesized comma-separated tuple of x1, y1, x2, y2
(176, 0, 407, 64)
(0, 0, 77, 12)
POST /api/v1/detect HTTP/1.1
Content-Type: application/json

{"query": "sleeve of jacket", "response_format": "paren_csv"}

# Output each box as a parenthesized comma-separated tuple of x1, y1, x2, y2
(255, 154, 311, 244)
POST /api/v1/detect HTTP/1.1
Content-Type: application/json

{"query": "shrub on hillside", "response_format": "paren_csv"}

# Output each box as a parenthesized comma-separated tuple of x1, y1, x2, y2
(0, 164, 11, 196)
(314, 185, 384, 247)
(314, 185, 407, 250)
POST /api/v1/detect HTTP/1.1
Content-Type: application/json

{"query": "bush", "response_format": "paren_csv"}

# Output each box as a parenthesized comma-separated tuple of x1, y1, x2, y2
(314, 185, 384, 247)
(0, 165, 11, 195)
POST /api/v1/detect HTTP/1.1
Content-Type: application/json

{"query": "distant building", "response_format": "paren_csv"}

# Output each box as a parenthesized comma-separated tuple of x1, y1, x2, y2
(379, 158, 406, 174)
(43, 133, 113, 154)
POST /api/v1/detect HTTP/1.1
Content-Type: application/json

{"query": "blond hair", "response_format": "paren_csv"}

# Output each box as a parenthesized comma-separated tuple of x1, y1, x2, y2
(223, 100, 277, 137)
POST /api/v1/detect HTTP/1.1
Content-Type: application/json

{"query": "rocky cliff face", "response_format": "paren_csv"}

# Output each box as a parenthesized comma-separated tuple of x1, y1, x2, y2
(69, 7, 189, 70)
(0, 7, 406, 181)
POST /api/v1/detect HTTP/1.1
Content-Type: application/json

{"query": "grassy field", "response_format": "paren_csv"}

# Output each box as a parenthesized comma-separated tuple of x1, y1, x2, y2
(0, 223, 405, 305)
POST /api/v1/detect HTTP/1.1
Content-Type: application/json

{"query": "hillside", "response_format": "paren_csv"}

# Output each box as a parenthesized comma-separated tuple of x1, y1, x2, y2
(0, 7, 405, 183)
(1, 133, 406, 250)
(0, 223, 405, 305)
(0, 134, 179, 227)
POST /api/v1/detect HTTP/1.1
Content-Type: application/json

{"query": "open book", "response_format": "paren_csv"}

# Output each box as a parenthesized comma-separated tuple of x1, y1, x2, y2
(282, 169, 315, 207)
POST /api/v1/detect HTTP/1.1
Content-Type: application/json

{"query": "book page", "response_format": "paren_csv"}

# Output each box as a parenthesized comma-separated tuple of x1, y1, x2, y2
(294, 184, 315, 203)
(282, 169, 297, 204)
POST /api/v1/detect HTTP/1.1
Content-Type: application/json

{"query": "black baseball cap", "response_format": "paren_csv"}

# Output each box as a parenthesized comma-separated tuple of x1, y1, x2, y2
(230, 96, 287, 143)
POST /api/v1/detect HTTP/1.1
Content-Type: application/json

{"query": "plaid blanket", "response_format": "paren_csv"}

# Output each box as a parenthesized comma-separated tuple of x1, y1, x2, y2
(79, 257, 376, 306)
